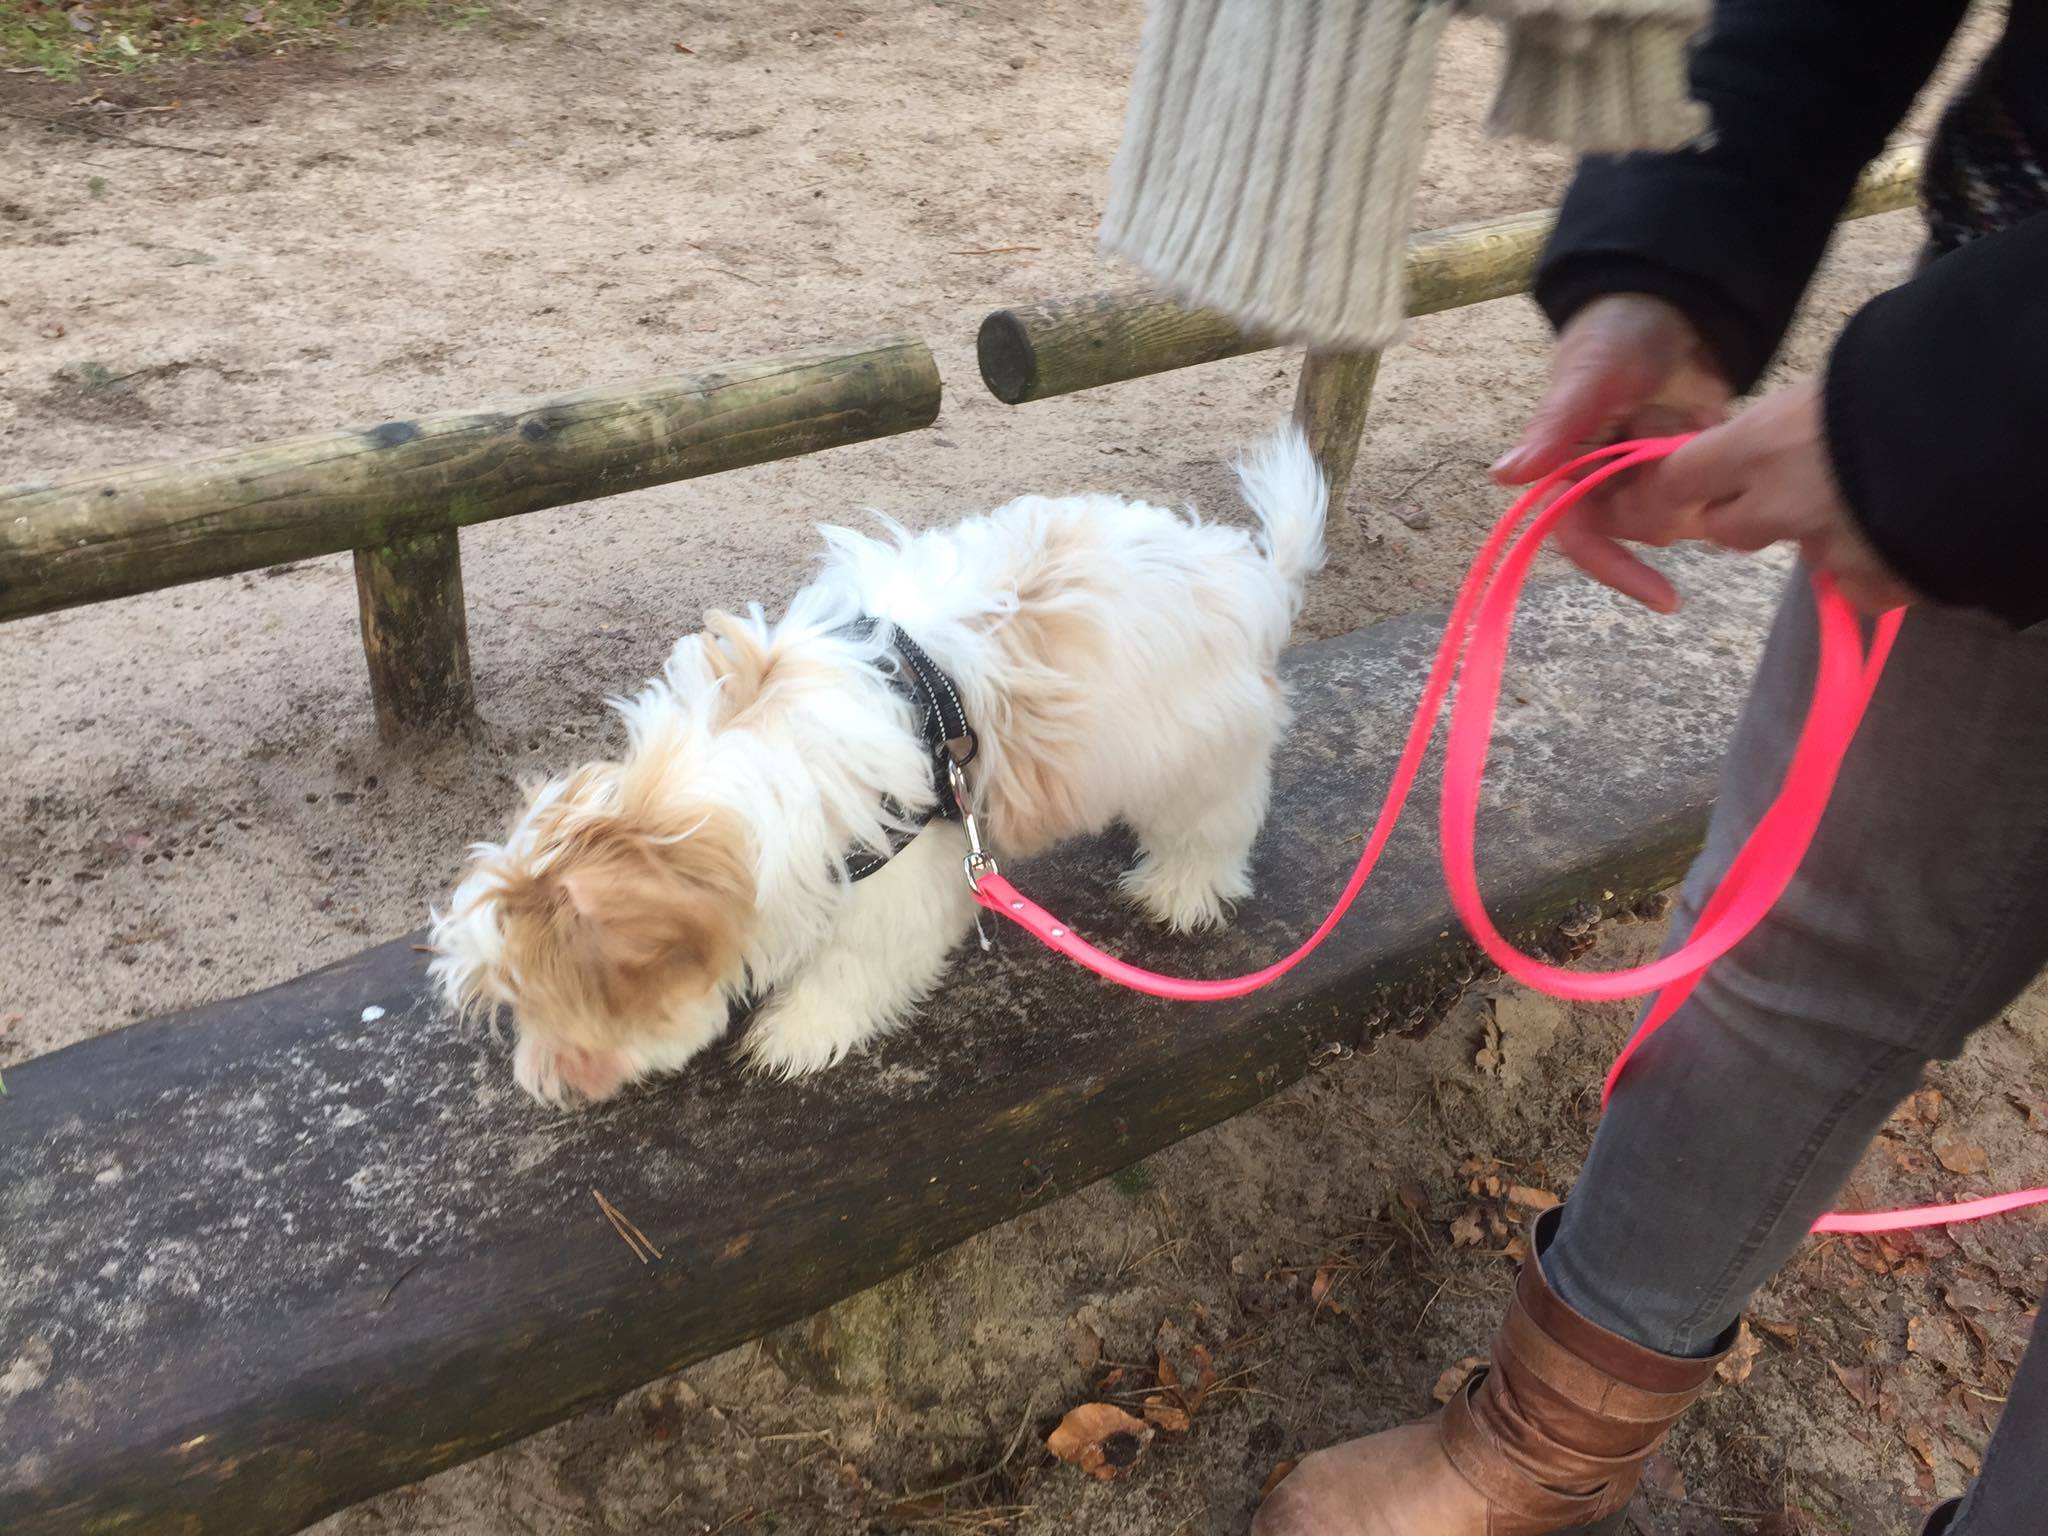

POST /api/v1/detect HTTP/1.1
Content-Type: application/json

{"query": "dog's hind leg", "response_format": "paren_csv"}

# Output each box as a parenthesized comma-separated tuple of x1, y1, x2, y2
(740, 824, 977, 1077)
(1119, 735, 1275, 933)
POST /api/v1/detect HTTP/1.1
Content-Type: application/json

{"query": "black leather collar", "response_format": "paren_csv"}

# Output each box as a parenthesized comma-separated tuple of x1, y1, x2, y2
(840, 619, 977, 883)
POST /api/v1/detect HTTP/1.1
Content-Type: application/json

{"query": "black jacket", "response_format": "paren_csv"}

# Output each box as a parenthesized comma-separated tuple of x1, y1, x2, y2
(1535, 1, 2048, 630)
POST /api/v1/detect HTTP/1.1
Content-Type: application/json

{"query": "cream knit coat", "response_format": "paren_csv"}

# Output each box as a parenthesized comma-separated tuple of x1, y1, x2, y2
(1099, 0, 1709, 351)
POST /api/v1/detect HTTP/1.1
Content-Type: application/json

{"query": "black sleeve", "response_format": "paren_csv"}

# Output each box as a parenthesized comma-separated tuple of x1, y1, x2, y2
(1823, 217, 2048, 631)
(1533, 0, 1971, 392)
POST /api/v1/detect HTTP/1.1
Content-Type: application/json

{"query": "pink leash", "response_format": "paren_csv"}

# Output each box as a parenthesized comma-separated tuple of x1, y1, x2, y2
(968, 438, 2048, 1234)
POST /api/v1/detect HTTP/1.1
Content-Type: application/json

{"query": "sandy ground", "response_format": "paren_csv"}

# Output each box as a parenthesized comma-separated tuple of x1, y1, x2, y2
(3, 2, 2041, 1533)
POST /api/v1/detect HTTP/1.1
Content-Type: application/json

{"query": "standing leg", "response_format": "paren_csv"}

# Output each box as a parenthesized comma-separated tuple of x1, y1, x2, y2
(741, 824, 978, 1078)
(1121, 724, 1278, 932)
(1547, 577, 2048, 1357)
(1256, 575, 2048, 1536)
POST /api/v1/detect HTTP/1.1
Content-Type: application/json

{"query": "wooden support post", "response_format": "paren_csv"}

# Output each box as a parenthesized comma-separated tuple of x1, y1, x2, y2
(1292, 348, 1382, 553)
(353, 528, 475, 737)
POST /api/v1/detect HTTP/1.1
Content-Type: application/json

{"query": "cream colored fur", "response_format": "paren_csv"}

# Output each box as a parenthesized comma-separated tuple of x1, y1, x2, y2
(429, 427, 1328, 1105)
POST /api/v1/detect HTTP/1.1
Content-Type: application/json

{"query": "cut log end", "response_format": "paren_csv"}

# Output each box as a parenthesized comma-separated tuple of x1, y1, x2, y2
(977, 309, 1039, 404)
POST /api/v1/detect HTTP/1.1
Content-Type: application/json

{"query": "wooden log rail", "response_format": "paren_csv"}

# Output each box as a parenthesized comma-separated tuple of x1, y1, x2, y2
(977, 145, 1924, 522)
(0, 549, 1786, 1534)
(0, 338, 942, 737)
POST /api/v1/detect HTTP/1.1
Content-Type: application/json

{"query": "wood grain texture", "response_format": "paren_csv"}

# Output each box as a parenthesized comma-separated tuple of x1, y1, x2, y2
(353, 529, 475, 738)
(0, 550, 1792, 1535)
(0, 338, 942, 623)
(977, 146, 1923, 404)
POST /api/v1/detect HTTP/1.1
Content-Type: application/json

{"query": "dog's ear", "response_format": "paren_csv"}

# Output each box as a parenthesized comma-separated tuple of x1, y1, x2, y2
(502, 802, 755, 1028)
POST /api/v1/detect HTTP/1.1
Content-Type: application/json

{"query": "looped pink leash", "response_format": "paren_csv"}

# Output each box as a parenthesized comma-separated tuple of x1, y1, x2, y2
(969, 437, 2048, 1234)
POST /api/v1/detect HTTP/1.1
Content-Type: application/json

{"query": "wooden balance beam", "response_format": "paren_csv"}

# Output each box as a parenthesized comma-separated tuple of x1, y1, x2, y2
(0, 551, 1785, 1534)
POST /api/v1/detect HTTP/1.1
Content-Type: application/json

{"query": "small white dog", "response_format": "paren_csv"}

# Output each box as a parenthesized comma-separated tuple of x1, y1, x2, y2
(429, 427, 1326, 1104)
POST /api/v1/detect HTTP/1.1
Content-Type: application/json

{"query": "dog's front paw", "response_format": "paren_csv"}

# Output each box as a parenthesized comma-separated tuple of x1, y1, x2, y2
(1119, 852, 1249, 934)
(740, 992, 878, 1079)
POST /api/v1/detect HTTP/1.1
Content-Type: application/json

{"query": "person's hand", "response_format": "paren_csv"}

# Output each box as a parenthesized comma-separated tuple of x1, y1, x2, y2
(1492, 293, 1733, 613)
(1630, 380, 1917, 614)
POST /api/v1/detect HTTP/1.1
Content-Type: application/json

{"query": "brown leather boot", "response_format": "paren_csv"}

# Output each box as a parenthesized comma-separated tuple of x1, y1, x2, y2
(1254, 1210, 1730, 1536)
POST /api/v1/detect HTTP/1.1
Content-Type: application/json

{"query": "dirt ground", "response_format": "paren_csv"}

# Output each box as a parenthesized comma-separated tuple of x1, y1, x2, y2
(3, 2, 2041, 1533)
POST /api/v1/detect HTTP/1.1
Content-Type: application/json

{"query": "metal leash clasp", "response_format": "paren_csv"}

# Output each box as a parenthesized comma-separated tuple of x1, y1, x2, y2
(944, 755, 999, 951)
(946, 755, 999, 890)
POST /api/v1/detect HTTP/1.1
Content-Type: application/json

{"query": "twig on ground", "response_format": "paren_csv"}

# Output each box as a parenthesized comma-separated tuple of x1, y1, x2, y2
(0, 108, 228, 158)
(892, 1390, 1042, 1504)
(1414, 1275, 1452, 1328)
(592, 1188, 662, 1262)
(1391, 458, 1453, 501)
(379, 1257, 428, 1308)
(949, 245, 1041, 256)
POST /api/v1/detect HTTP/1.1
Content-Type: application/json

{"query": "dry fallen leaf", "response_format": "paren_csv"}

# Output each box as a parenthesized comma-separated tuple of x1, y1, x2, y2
(1943, 1430, 1983, 1478)
(1142, 1395, 1192, 1433)
(1187, 1344, 1219, 1414)
(1716, 1321, 1762, 1385)
(1907, 1313, 1974, 1377)
(1934, 1137, 1990, 1177)
(1893, 1086, 1945, 1129)
(1309, 1266, 1342, 1314)
(1944, 1270, 2011, 1317)
(1503, 1233, 1530, 1266)
(1949, 1382, 2002, 1436)
(1432, 1356, 1487, 1404)
(1068, 1322, 1103, 1371)
(1047, 1403, 1153, 1481)
(1449, 1210, 1486, 1248)
(1506, 1185, 1561, 1213)
(1260, 1460, 1300, 1498)
(1752, 1314, 1801, 1348)
(1830, 1360, 1880, 1413)
(1475, 1014, 1505, 1076)
(1639, 1453, 1687, 1501)
(1877, 1133, 1934, 1176)
(1847, 1232, 1929, 1280)
(1396, 1180, 1431, 1217)
(2007, 1092, 2048, 1131)
(1903, 1422, 1940, 1472)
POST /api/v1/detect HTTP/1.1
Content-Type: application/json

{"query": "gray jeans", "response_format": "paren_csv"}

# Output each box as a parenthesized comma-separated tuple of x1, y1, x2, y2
(1544, 573, 2048, 1533)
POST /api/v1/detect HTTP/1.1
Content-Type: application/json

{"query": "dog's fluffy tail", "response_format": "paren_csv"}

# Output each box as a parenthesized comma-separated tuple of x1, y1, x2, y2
(1235, 425, 1328, 609)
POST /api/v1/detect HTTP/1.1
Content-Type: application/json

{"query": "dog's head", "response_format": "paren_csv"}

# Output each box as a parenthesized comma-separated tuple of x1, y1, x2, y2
(429, 762, 755, 1106)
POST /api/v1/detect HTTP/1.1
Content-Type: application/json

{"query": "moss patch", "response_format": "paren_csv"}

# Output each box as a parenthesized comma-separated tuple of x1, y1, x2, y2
(0, 0, 487, 81)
